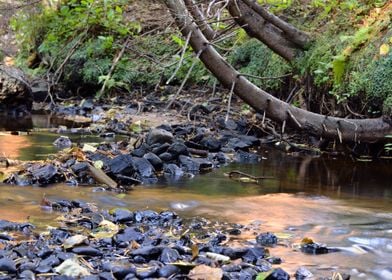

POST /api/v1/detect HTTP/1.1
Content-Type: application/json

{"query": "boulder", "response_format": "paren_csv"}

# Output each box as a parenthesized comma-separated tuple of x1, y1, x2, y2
(146, 128, 174, 145)
(0, 65, 32, 112)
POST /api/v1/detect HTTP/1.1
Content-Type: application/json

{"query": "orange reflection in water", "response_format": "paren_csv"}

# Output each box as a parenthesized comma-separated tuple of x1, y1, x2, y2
(0, 134, 31, 159)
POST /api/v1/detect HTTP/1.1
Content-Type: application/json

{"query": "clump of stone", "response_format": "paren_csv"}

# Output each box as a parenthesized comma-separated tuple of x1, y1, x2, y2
(0, 200, 295, 280)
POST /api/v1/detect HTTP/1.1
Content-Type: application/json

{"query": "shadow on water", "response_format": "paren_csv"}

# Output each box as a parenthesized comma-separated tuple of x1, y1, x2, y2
(0, 114, 391, 279)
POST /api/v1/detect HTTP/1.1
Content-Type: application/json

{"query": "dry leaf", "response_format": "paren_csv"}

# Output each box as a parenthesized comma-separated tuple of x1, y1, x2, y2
(191, 244, 199, 260)
(63, 235, 88, 249)
(188, 265, 223, 280)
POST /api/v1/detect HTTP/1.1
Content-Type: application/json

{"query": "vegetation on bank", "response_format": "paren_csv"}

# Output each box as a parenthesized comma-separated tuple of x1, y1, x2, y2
(9, 0, 392, 115)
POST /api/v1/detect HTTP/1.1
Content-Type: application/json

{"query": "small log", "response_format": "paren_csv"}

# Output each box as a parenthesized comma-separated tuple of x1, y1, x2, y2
(87, 163, 118, 188)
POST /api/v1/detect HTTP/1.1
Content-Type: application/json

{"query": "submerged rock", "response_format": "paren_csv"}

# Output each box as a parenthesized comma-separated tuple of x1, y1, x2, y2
(53, 136, 72, 148)
(256, 232, 278, 247)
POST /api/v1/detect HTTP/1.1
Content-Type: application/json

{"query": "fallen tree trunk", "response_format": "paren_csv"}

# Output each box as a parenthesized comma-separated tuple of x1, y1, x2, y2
(164, 0, 392, 143)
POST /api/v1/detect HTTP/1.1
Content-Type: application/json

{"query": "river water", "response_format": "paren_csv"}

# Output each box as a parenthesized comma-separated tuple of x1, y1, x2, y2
(0, 115, 391, 279)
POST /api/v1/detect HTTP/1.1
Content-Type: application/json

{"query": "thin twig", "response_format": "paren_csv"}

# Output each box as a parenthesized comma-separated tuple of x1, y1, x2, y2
(166, 31, 192, 85)
(165, 49, 203, 110)
(97, 37, 130, 98)
(225, 81, 235, 123)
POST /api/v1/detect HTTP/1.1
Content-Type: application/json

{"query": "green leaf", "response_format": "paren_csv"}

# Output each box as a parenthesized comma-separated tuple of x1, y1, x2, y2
(256, 271, 272, 280)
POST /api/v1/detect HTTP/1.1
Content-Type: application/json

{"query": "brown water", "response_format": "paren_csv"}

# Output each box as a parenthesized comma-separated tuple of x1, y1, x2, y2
(0, 115, 391, 279)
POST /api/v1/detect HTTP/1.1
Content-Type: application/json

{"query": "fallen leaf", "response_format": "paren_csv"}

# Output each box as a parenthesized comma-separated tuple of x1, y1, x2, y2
(188, 265, 223, 280)
(256, 271, 272, 280)
(191, 244, 199, 260)
(91, 220, 119, 239)
(93, 160, 104, 169)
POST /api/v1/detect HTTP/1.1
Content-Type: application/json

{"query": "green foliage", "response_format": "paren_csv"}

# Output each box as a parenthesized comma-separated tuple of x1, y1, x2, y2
(229, 39, 291, 91)
(11, 0, 145, 94)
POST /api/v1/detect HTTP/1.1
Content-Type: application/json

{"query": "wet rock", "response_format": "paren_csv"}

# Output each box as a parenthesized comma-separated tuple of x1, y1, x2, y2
(200, 136, 221, 152)
(53, 136, 72, 148)
(0, 234, 12, 241)
(30, 164, 59, 185)
(265, 268, 290, 280)
(72, 246, 102, 256)
(163, 164, 183, 177)
(132, 157, 155, 178)
(151, 143, 170, 155)
(295, 267, 313, 279)
(179, 155, 213, 172)
(131, 245, 163, 258)
(168, 142, 189, 157)
(159, 248, 181, 263)
(18, 270, 35, 280)
(112, 266, 136, 279)
(40, 255, 60, 267)
(71, 162, 89, 174)
(34, 264, 52, 274)
(158, 264, 180, 278)
(113, 209, 134, 223)
(115, 227, 144, 244)
(131, 143, 151, 157)
(0, 220, 33, 232)
(242, 247, 266, 264)
(0, 258, 16, 273)
(146, 128, 174, 145)
(255, 259, 272, 272)
(300, 242, 329, 254)
(134, 210, 160, 224)
(108, 154, 134, 176)
(234, 150, 261, 163)
(256, 232, 278, 247)
(136, 266, 158, 278)
(143, 152, 163, 171)
(159, 152, 174, 162)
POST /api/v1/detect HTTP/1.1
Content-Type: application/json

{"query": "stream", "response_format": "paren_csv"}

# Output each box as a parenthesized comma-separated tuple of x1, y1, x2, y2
(0, 115, 391, 279)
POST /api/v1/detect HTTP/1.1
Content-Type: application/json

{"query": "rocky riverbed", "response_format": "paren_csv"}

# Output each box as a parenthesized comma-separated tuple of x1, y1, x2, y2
(0, 198, 345, 280)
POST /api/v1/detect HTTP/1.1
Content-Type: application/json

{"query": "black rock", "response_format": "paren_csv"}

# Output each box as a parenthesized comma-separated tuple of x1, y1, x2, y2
(300, 243, 329, 254)
(113, 209, 134, 223)
(159, 152, 174, 162)
(108, 154, 134, 175)
(0, 234, 12, 241)
(242, 247, 266, 264)
(34, 264, 52, 274)
(143, 152, 163, 170)
(53, 136, 72, 148)
(178, 155, 200, 172)
(239, 267, 258, 279)
(158, 264, 180, 278)
(136, 266, 158, 279)
(116, 227, 144, 244)
(30, 164, 59, 184)
(98, 271, 115, 280)
(265, 268, 290, 280)
(167, 142, 189, 157)
(71, 162, 89, 173)
(256, 232, 278, 247)
(131, 143, 151, 157)
(159, 248, 181, 263)
(146, 128, 174, 145)
(131, 245, 163, 258)
(132, 157, 155, 178)
(200, 136, 221, 152)
(294, 267, 313, 280)
(163, 164, 183, 177)
(267, 256, 282, 264)
(72, 246, 102, 256)
(222, 264, 242, 272)
(18, 270, 35, 280)
(0, 258, 16, 274)
(151, 143, 170, 155)
(234, 150, 261, 163)
(39, 255, 60, 267)
(112, 266, 137, 279)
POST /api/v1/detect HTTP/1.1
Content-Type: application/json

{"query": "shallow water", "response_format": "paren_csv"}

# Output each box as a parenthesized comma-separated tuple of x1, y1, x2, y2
(0, 115, 391, 279)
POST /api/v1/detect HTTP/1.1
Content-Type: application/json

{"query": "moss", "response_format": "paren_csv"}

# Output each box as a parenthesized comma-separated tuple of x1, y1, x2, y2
(229, 39, 292, 91)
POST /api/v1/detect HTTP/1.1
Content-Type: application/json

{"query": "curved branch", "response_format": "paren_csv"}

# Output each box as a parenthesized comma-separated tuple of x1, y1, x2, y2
(164, 0, 392, 143)
(227, 0, 296, 61)
(183, 0, 216, 40)
(241, 0, 310, 48)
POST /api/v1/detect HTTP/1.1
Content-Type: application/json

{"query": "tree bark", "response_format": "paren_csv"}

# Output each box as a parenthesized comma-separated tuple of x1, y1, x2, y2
(226, 0, 296, 61)
(241, 0, 309, 49)
(163, 0, 392, 143)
